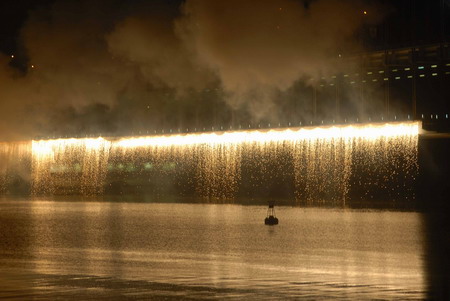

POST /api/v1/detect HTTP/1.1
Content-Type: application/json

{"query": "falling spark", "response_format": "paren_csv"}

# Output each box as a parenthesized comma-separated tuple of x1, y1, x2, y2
(20, 122, 420, 202)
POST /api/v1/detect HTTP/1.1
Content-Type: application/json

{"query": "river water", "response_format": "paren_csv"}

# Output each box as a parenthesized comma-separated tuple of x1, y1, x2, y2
(0, 198, 425, 300)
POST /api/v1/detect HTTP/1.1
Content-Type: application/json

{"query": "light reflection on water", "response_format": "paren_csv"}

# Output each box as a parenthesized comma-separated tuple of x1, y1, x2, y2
(0, 199, 425, 299)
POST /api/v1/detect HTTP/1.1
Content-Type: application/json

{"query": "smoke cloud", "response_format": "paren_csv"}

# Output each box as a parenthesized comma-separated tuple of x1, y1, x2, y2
(177, 0, 379, 120)
(0, 0, 386, 140)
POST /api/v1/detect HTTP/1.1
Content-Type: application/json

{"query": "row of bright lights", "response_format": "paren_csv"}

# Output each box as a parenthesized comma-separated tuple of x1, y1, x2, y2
(322, 72, 449, 86)
(31, 122, 420, 155)
(317, 63, 450, 81)
(422, 114, 449, 119)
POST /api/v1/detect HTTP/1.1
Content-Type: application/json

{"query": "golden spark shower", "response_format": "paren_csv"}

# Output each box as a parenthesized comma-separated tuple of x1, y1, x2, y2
(0, 121, 420, 204)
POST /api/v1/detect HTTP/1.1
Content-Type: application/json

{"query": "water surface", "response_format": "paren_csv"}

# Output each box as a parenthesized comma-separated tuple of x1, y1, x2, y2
(0, 198, 425, 299)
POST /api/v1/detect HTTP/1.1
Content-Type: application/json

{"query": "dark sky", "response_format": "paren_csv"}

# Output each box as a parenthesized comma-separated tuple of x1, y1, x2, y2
(0, 0, 183, 54)
(1, 0, 448, 55)
(0, 0, 53, 54)
(0, 0, 448, 140)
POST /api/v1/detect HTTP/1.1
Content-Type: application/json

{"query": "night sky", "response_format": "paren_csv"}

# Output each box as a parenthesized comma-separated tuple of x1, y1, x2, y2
(2, 1, 447, 59)
(0, 0, 448, 140)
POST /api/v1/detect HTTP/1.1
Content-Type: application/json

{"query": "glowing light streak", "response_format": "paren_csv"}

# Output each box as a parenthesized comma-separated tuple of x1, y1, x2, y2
(108, 122, 420, 148)
(32, 137, 109, 154)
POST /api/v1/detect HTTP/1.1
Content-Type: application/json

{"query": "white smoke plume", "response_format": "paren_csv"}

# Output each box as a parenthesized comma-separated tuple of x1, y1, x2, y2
(0, 0, 386, 140)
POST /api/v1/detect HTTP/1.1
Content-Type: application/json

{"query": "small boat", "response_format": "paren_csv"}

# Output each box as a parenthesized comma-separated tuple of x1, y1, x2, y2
(264, 201, 279, 225)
